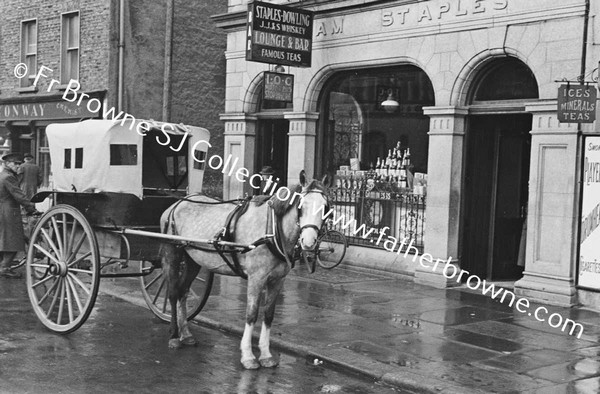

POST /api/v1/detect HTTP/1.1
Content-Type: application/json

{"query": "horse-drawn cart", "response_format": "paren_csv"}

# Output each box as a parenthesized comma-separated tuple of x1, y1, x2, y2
(26, 119, 246, 333)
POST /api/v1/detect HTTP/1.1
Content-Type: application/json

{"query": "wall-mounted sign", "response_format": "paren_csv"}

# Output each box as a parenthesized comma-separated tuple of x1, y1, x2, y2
(557, 84, 597, 123)
(246, 1, 314, 68)
(263, 71, 294, 102)
(0, 99, 99, 121)
(578, 136, 600, 289)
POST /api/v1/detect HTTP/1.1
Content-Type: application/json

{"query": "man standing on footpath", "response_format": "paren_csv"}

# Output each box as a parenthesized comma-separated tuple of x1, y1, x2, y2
(18, 153, 43, 200)
(0, 153, 36, 279)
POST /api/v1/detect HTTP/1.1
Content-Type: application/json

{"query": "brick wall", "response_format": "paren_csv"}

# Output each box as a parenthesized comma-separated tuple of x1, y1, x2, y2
(0, 0, 113, 98)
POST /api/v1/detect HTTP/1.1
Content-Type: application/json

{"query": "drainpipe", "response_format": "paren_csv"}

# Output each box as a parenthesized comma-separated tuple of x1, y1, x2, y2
(117, 0, 125, 112)
(579, 0, 590, 85)
(162, 0, 174, 122)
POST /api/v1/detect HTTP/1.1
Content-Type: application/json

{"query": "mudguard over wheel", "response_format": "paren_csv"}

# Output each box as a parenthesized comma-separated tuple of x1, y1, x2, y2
(26, 205, 101, 334)
(140, 260, 213, 323)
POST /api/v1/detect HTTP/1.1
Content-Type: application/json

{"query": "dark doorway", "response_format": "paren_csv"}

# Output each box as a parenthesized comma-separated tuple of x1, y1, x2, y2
(462, 114, 531, 280)
(255, 119, 289, 187)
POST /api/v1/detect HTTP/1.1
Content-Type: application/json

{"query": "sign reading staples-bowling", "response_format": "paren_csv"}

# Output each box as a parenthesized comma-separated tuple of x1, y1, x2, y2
(246, 1, 314, 68)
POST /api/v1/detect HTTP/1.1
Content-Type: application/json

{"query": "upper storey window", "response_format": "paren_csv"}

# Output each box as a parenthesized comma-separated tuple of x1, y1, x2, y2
(20, 19, 37, 88)
(61, 12, 80, 82)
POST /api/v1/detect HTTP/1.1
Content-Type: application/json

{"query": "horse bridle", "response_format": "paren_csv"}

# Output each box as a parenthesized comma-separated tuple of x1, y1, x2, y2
(297, 189, 330, 234)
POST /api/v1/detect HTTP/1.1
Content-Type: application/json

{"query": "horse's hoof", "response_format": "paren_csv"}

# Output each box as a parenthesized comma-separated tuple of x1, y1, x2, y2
(181, 336, 198, 347)
(241, 358, 261, 370)
(259, 357, 279, 368)
(168, 338, 182, 349)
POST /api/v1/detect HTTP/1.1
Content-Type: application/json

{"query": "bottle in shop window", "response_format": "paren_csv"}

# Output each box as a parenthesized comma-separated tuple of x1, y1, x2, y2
(375, 157, 381, 176)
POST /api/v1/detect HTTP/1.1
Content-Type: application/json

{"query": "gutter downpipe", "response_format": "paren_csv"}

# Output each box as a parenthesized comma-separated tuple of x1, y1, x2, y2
(162, 0, 174, 122)
(117, 0, 125, 112)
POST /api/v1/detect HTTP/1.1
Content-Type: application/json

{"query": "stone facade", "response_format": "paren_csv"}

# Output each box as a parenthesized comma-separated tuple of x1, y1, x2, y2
(215, 0, 600, 308)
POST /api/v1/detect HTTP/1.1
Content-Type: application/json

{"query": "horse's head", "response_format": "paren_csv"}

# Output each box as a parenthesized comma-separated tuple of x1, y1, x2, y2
(296, 170, 331, 251)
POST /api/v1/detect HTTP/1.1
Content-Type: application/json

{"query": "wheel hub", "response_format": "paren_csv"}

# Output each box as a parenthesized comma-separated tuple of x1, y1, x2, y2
(49, 260, 68, 277)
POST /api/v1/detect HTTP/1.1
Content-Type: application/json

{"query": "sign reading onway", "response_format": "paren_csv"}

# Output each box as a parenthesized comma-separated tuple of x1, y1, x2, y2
(557, 84, 597, 123)
(246, 1, 314, 68)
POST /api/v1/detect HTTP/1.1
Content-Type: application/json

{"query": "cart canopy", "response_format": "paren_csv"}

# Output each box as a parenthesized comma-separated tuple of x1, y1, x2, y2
(46, 119, 210, 198)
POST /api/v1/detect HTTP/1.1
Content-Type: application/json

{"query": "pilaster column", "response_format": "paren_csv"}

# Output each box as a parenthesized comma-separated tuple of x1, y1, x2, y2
(220, 113, 257, 199)
(515, 100, 578, 306)
(284, 112, 319, 184)
(414, 106, 468, 288)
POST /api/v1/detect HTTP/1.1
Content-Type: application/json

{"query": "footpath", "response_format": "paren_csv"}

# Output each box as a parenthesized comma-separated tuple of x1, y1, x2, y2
(100, 265, 600, 394)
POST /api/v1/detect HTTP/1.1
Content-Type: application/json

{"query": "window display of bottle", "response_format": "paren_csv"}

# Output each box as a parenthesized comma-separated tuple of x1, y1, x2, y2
(375, 157, 381, 176)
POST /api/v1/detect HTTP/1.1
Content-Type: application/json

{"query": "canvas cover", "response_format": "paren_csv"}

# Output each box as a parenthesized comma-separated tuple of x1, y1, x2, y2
(46, 119, 210, 198)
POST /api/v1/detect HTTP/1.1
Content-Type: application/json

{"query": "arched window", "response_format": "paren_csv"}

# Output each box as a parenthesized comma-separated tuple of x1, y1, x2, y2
(317, 65, 435, 177)
(470, 58, 538, 103)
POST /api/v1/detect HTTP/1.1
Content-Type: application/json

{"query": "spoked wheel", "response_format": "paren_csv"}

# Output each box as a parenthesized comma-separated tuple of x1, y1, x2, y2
(26, 205, 100, 334)
(316, 230, 348, 269)
(139, 260, 213, 323)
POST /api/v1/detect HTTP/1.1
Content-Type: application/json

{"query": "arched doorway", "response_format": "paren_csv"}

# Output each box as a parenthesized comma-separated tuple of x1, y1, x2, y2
(461, 57, 539, 281)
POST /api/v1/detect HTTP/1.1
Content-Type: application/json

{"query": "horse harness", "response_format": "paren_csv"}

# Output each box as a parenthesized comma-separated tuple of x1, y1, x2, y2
(165, 191, 329, 280)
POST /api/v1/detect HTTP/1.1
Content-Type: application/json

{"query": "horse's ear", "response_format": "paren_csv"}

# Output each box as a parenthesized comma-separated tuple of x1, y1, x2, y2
(299, 170, 307, 187)
(321, 174, 331, 188)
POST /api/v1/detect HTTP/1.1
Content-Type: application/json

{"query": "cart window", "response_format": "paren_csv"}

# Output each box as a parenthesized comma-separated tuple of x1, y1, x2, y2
(75, 148, 83, 168)
(110, 144, 137, 165)
(64, 148, 71, 168)
(193, 150, 206, 170)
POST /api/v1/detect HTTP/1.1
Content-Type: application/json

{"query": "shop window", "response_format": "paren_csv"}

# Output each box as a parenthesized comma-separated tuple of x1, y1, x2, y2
(64, 148, 71, 169)
(20, 19, 37, 88)
(61, 12, 80, 83)
(318, 65, 434, 178)
(110, 144, 137, 165)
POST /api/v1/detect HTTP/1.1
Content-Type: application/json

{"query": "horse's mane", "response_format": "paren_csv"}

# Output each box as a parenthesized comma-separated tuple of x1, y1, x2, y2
(252, 180, 328, 218)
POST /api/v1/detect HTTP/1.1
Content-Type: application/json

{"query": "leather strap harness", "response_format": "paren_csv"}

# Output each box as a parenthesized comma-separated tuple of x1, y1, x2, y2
(165, 191, 329, 280)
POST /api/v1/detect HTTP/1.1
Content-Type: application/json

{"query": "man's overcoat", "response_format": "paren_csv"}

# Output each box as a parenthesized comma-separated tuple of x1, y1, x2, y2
(0, 168, 32, 251)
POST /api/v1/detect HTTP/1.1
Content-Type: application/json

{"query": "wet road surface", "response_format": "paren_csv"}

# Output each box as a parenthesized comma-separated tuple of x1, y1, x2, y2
(0, 278, 408, 394)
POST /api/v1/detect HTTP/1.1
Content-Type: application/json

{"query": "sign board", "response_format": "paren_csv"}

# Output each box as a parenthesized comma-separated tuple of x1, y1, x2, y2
(578, 136, 600, 289)
(263, 71, 294, 102)
(0, 100, 99, 121)
(246, 1, 314, 68)
(557, 84, 597, 123)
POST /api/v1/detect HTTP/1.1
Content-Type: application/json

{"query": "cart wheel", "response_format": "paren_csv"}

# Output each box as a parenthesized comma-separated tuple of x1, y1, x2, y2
(316, 230, 348, 269)
(26, 205, 100, 334)
(139, 260, 213, 323)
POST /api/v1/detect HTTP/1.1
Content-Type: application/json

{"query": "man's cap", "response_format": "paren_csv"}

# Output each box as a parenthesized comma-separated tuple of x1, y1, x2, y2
(1, 152, 23, 163)
(24, 153, 34, 159)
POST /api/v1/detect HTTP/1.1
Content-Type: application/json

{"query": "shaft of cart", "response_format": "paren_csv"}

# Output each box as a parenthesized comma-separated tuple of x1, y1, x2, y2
(113, 228, 256, 251)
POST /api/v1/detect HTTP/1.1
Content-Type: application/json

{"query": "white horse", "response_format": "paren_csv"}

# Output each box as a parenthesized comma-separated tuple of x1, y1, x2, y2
(159, 170, 330, 369)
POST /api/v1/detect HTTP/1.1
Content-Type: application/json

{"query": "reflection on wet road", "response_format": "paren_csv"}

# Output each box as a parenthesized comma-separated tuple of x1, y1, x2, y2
(0, 279, 407, 393)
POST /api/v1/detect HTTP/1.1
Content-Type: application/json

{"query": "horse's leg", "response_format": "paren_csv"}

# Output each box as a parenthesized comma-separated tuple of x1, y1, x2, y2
(177, 254, 201, 347)
(258, 277, 285, 368)
(161, 244, 184, 349)
(240, 275, 267, 370)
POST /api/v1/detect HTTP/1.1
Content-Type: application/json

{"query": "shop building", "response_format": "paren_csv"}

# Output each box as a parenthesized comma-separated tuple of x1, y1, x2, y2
(214, 0, 600, 307)
(0, 0, 227, 196)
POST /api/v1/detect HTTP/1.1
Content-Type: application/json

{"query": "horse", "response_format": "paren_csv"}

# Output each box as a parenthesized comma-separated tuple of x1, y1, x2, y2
(159, 170, 330, 369)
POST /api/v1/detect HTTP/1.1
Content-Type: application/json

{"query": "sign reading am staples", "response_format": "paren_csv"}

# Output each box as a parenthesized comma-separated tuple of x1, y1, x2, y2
(578, 136, 600, 290)
(557, 84, 597, 123)
(246, 1, 314, 68)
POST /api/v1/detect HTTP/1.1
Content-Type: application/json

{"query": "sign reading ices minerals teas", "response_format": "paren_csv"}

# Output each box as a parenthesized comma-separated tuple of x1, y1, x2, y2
(263, 71, 294, 102)
(246, 1, 314, 67)
(578, 136, 600, 289)
(557, 85, 597, 123)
